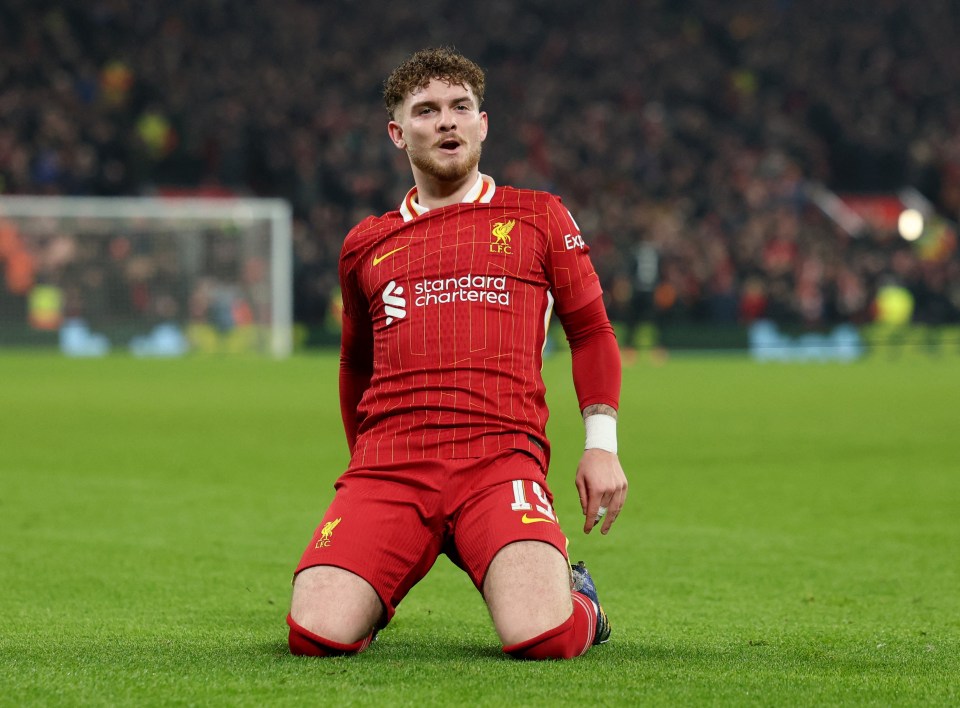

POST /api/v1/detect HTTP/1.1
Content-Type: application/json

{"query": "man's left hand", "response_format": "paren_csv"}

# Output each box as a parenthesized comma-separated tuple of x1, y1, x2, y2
(575, 449, 628, 535)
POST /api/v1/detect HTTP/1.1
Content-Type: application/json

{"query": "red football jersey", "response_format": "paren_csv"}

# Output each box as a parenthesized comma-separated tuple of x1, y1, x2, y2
(339, 174, 602, 471)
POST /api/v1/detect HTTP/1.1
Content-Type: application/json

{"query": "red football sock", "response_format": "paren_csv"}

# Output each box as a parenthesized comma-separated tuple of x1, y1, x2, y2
(287, 614, 374, 657)
(502, 591, 597, 660)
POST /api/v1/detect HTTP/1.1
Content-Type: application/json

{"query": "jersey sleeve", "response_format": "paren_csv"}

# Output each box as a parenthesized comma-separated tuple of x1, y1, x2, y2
(543, 196, 603, 314)
(338, 232, 374, 452)
(338, 226, 370, 320)
(557, 295, 621, 411)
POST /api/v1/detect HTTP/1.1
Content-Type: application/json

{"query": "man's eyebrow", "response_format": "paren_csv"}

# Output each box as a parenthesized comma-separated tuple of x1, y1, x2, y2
(409, 95, 475, 111)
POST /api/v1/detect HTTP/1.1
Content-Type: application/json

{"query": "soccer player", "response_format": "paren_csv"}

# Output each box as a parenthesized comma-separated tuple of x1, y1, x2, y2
(287, 47, 627, 660)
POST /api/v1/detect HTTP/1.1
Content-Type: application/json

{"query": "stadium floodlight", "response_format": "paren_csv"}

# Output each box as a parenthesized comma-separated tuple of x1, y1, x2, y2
(897, 208, 924, 242)
(0, 196, 293, 358)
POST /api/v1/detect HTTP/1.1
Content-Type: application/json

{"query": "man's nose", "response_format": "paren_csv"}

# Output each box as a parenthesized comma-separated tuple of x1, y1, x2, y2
(438, 108, 457, 130)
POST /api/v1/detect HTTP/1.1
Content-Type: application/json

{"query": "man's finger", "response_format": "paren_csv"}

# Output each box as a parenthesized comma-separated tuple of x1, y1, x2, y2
(576, 477, 588, 515)
(583, 496, 612, 534)
(600, 507, 619, 534)
(599, 488, 627, 534)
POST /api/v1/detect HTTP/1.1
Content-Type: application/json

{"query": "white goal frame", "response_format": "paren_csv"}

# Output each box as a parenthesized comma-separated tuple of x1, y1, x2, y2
(0, 195, 293, 358)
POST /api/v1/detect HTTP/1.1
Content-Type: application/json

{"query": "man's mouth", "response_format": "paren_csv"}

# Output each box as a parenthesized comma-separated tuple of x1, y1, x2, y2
(438, 138, 461, 152)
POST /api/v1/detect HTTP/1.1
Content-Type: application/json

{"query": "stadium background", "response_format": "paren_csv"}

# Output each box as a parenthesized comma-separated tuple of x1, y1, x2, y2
(2, 0, 959, 355)
(2, 3, 960, 704)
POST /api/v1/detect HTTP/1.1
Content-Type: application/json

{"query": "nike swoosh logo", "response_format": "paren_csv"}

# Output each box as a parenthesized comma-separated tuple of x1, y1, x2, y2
(521, 514, 555, 525)
(372, 245, 409, 266)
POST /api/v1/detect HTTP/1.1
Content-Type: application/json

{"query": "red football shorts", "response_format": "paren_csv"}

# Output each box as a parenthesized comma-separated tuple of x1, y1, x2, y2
(294, 449, 569, 626)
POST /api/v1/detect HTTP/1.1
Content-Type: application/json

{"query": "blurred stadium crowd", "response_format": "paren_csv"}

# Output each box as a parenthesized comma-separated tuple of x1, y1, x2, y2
(2, 0, 959, 341)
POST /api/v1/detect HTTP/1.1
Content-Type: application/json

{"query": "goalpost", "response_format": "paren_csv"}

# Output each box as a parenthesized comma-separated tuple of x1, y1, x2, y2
(0, 196, 293, 358)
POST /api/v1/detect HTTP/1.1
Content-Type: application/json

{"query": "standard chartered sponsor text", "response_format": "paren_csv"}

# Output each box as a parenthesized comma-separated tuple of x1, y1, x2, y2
(414, 274, 510, 306)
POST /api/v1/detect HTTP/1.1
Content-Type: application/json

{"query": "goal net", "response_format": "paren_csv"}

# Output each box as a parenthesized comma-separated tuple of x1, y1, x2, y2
(0, 196, 292, 358)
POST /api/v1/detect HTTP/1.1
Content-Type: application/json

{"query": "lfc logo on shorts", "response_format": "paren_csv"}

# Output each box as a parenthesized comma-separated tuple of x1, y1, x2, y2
(315, 517, 342, 548)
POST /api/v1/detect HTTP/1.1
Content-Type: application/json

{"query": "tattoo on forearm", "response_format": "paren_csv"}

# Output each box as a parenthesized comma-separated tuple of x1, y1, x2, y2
(582, 404, 617, 420)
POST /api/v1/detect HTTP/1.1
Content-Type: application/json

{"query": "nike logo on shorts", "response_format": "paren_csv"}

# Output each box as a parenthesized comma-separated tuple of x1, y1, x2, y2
(521, 514, 555, 525)
(373, 245, 409, 266)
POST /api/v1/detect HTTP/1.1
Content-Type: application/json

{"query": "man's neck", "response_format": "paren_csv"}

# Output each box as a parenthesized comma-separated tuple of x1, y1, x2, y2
(412, 168, 481, 209)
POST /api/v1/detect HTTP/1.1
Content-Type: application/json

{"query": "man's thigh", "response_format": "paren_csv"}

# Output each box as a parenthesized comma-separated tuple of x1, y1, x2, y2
(449, 458, 574, 644)
(482, 540, 573, 645)
(294, 469, 443, 626)
(451, 471, 570, 590)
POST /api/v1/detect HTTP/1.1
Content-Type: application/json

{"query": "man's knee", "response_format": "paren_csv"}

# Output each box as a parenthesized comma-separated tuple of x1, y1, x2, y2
(287, 614, 375, 657)
(502, 613, 580, 660)
(502, 592, 599, 660)
(289, 565, 383, 652)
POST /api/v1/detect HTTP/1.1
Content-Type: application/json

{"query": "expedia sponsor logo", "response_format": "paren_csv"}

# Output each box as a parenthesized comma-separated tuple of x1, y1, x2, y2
(382, 281, 407, 325)
(414, 274, 510, 307)
(490, 220, 515, 254)
(315, 517, 341, 548)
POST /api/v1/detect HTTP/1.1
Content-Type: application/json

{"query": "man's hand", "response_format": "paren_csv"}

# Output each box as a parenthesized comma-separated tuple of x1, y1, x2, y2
(575, 448, 628, 535)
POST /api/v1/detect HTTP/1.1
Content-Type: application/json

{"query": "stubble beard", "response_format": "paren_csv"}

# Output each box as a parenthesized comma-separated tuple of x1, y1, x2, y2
(409, 141, 483, 183)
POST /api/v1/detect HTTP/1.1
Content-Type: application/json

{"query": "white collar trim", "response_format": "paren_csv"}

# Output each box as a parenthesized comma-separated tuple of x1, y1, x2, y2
(399, 173, 496, 222)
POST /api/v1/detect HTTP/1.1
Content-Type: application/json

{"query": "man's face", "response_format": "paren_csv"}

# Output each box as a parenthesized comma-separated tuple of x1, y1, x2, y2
(388, 78, 488, 183)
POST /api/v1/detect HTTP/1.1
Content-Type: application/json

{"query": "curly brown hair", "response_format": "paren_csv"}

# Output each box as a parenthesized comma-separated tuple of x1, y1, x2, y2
(383, 47, 486, 120)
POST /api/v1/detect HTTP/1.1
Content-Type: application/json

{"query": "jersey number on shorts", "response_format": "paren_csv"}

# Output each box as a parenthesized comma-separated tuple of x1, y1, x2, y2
(509, 479, 556, 520)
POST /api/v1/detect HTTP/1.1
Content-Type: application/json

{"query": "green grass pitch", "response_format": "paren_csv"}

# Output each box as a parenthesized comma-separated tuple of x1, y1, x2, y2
(1, 350, 958, 706)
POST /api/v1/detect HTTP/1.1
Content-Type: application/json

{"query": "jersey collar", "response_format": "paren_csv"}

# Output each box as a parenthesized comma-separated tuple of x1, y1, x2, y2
(399, 173, 496, 223)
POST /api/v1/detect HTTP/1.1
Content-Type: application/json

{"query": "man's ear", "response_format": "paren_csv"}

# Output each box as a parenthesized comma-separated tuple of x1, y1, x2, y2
(387, 121, 406, 149)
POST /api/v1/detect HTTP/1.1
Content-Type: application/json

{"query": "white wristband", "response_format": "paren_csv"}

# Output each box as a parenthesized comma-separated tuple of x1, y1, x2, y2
(584, 413, 618, 454)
